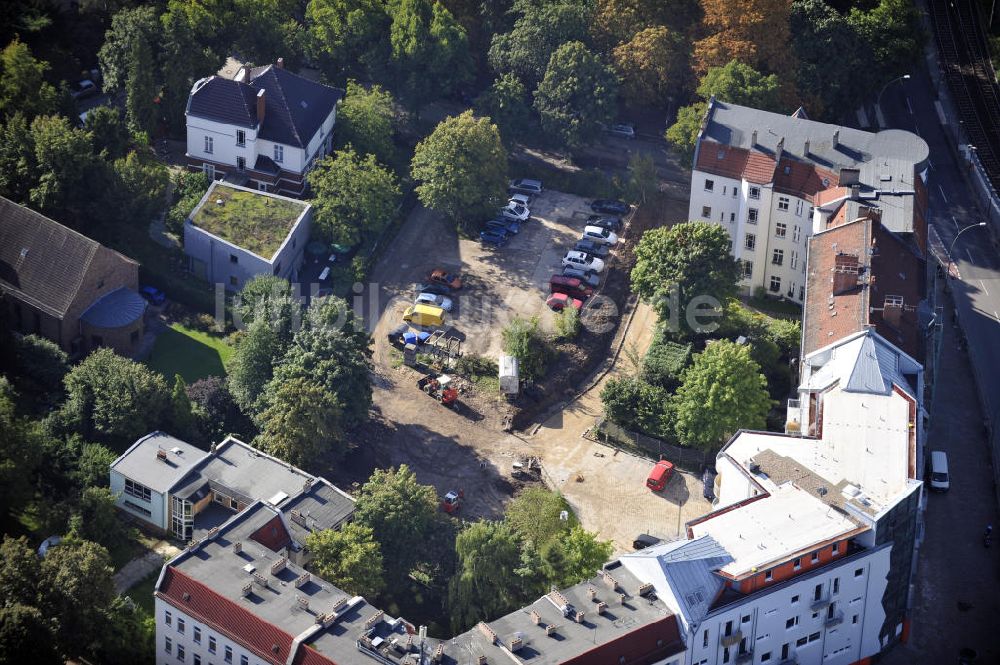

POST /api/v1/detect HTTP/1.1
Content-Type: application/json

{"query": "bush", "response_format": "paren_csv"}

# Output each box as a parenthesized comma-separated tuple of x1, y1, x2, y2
(642, 338, 691, 391)
(553, 306, 580, 340)
(455, 354, 498, 378)
(600, 376, 672, 438)
(501, 317, 550, 381)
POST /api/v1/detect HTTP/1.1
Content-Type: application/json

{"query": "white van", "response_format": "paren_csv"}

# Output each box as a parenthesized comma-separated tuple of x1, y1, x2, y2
(928, 450, 950, 492)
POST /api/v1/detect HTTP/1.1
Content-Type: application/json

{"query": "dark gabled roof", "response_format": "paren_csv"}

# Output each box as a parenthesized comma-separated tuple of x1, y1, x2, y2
(186, 77, 259, 129)
(187, 66, 344, 148)
(0, 197, 135, 318)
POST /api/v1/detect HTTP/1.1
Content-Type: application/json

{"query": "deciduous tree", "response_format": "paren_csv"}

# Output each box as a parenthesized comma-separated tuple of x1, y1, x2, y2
(84, 106, 131, 160)
(73, 442, 118, 490)
(665, 101, 705, 165)
(124, 37, 157, 137)
(0, 384, 41, 531)
(253, 376, 345, 465)
(697, 59, 782, 111)
(107, 150, 170, 226)
(693, 0, 795, 84)
(474, 73, 532, 146)
(541, 525, 613, 588)
(227, 319, 284, 415)
(612, 26, 690, 108)
(534, 41, 618, 149)
(233, 275, 299, 342)
(626, 152, 658, 204)
(334, 81, 396, 165)
(504, 488, 575, 549)
(28, 115, 97, 220)
(501, 316, 550, 381)
(592, 0, 702, 48)
(488, 0, 593, 85)
(307, 147, 401, 247)
(188, 376, 253, 442)
(39, 538, 115, 659)
(168, 374, 198, 440)
(12, 334, 68, 404)
(388, 0, 472, 104)
(600, 376, 672, 436)
(0, 38, 59, 121)
(673, 339, 772, 449)
(160, 4, 225, 133)
(411, 110, 507, 229)
(306, 523, 384, 596)
(97, 6, 161, 94)
(305, 0, 390, 80)
(69, 487, 130, 553)
(0, 604, 60, 665)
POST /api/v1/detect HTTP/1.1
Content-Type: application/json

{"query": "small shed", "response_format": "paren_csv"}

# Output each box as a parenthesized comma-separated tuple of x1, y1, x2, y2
(499, 354, 519, 395)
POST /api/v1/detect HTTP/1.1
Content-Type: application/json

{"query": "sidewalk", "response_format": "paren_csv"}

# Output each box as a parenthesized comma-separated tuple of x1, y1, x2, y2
(113, 539, 181, 594)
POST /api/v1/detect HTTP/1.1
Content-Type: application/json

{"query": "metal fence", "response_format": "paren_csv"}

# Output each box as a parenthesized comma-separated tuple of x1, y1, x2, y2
(590, 418, 715, 473)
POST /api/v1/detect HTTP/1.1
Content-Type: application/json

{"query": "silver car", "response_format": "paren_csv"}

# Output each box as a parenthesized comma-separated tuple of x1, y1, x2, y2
(415, 292, 454, 311)
(562, 266, 600, 287)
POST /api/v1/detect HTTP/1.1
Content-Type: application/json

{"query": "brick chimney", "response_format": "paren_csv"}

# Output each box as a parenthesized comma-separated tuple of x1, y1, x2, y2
(277, 57, 284, 69)
(832, 253, 860, 295)
(256, 89, 266, 125)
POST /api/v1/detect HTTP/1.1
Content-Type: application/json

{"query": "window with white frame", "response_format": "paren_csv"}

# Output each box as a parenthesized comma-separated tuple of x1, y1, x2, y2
(792, 225, 801, 243)
(749, 186, 760, 200)
(770, 275, 781, 292)
(795, 200, 804, 216)
(274, 145, 284, 163)
(745, 233, 756, 250)
(124, 479, 151, 502)
(194, 626, 201, 644)
(178, 644, 185, 661)
(123, 500, 151, 517)
(885, 294, 904, 307)
(775, 222, 787, 238)
(209, 636, 217, 654)
(790, 251, 798, 270)
(772, 249, 784, 266)
(165, 610, 172, 626)
(165, 637, 172, 654)
(732, 188, 737, 198)
(236, 156, 246, 171)
(177, 618, 185, 634)
(702, 205, 712, 218)
(747, 208, 758, 224)
(705, 179, 715, 191)
(742, 260, 753, 279)
(778, 196, 789, 211)
(204, 136, 213, 154)
(236, 130, 246, 147)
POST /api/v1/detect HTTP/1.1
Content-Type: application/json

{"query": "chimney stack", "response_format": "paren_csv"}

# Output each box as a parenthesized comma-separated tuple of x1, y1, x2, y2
(775, 137, 785, 164)
(257, 89, 266, 126)
(277, 57, 284, 69)
(804, 139, 810, 155)
(832, 253, 861, 294)
(832, 129, 840, 148)
(751, 129, 758, 147)
(882, 299, 903, 328)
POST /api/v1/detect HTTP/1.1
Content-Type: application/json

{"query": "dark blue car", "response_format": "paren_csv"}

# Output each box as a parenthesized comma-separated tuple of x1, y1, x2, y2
(480, 230, 508, 247)
(140, 286, 166, 305)
(486, 218, 520, 235)
(590, 199, 630, 215)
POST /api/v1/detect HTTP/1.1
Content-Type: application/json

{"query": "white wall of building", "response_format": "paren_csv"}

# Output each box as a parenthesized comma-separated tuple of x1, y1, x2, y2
(186, 116, 258, 174)
(111, 469, 168, 531)
(155, 597, 268, 665)
(682, 547, 891, 665)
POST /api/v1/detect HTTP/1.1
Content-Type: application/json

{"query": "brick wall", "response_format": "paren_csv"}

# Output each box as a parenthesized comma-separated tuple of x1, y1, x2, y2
(65, 245, 141, 355)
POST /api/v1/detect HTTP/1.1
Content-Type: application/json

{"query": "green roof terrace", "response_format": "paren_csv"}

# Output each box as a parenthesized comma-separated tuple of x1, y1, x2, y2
(189, 182, 308, 259)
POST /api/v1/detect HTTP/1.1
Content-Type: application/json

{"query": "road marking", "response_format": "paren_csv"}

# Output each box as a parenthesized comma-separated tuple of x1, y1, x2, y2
(928, 158, 934, 170)
(951, 215, 960, 231)
(980, 279, 990, 296)
(995, 311, 1000, 324)
(967, 247, 977, 265)
(939, 184, 949, 203)
(906, 97, 914, 114)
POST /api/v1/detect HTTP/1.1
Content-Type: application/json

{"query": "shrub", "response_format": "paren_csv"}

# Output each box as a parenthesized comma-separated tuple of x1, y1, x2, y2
(455, 354, 498, 378)
(501, 317, 550, 381)
(642, 338, 691, 390)
(553, 306, 581, 340)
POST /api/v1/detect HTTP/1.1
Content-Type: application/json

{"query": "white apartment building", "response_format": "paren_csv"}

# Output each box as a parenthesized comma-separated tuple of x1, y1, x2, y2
(186, 59, 343, 197)
(687, 99, 929, 303)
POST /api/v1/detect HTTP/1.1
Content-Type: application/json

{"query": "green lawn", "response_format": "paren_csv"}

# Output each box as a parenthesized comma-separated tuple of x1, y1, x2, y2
(147, 323, 233, 384)
(124, 568, 160, 617)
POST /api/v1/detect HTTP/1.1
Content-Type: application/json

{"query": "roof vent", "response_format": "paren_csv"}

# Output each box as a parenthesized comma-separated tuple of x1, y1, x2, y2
(156, 449, 168, 462)
(477, 622, 498, 645)
(18, 248, 28, 258)
(243, 564, 256, 575)
(272, 644, 280, 655)
(241, 582, 253, 597)
(182, 592, 191, 601)
(233, 541, 243, 554)
(170, 446, 183, 455)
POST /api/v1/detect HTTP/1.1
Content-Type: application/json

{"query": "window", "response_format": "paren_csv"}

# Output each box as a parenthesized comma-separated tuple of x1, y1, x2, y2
(703, 629, 709, 648)
(177, 618, 185, 634)
(749, 186, 761, 200)
(274, 145, 284, 163)
(194, 626, 201, 644)
(855, 568, 864, 577)
(123, 500, 152, 517)
(204, 136, 213, 154)
(795, 200, 804, 216)
(705, 179, 715, 191)
(765, 570, 773, 582)
(852, 614, 859, 625)
(778, 196, 789, 211)
(209, 636, 217, 654)
(811, 552, 819, 563)
(747, 208, 759, 224)
(165, 610, 172, 626)
(799, 286, 805, 301)
(775, 222, 787, 238)
(230, 254, 239, 264)
(124, 479, 152, 503)
(790, 251, 799, 270)
(202, 163, 215, 180)
(730, 212, 736, 222)
(741, 614, 751, 624)
(165, 637, 172, 654)
(725, 620, 733, 636)
(733, 188, 737, 198)
(785, 616, 798, 629)
(229, 276, 238, 287)
(827, 603, 837, 619)
(723, 647, 730, 664)
(236, 130, 246, 146)
(742, 261, 753, 279)
(793, 225, 801, 243)
(833, 578, 840, 594)
(772, 249, 784, 266)
(814, 584, 823, 601)
(808, 632, 820, 643)
(791, 595, 799, 604)
(761, 652, 771, 662)
(258, 182, 268, 192)
(793, 557, 801, 570)
(770, 276, 781, 293)
(781, 644, 789, 660)
(236, 156, 246, 171)
(796, 637, 807, 647)
(224, 646, 232, 663)
(178, 644, 186, 661)
(723, 186, 727, 195)
(702, 205, 712, 218)
(241, 656, 249, 665)
(194, 656, 201, 665)
(745, 233, 756, 250)
(833, 543, 840, 554)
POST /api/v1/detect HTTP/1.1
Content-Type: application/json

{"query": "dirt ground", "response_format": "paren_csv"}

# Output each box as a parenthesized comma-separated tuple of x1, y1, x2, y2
(340, 189, 711, 554)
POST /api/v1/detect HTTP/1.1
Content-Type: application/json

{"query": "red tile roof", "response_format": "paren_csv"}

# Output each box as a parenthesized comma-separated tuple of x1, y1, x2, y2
(249, 514, 291, 552)
(774, 158, 838, 201)
(742, 152, 776, 184)
(815, 186, 850, 207)
(292, 644, 336, 665)
(158, 567, 294, 665)
(696, 141, 750, 180)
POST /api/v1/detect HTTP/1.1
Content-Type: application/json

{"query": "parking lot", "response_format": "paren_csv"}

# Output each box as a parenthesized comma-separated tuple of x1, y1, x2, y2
(369, 189, 626, 359)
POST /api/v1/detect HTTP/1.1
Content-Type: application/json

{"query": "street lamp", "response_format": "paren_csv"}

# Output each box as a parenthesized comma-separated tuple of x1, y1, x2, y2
(947, 221, 987, 277)
(875, 74, 911, 129)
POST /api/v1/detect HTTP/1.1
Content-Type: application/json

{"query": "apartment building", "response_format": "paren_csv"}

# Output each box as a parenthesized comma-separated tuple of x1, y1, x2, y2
(687, 99, 929, 304)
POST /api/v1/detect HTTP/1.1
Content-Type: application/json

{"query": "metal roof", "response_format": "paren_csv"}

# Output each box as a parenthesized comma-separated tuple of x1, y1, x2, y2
(110, 432, 210, 494)
(79, 286, 146, 328)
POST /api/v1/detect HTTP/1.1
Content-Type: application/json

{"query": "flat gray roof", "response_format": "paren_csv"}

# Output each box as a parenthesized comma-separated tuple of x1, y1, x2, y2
(111, 432, 210, 494)
(283, 480, 356, 544)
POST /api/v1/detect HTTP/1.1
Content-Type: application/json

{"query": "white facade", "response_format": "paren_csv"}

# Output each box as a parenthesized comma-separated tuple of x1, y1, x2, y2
(688, 172, 811, 303)
(681, 547, 892, 665)
(110, 468, 168, 530)
(155, 596, 267, 665)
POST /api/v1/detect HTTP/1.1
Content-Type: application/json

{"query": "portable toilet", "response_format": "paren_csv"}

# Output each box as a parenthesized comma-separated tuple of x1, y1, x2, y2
(499, 354, 519, 395)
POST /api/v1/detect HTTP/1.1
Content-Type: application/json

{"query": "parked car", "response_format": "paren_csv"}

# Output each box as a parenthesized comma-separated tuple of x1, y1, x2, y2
(546, 292, 583, 311)
(574, 239, 610, 258)
(550, 274, 594, 299)
(428, 268, 462, 289)
(509, 178, 543, 195)
(582, 225, 619, 245)
(508, 193, 531, 207)
(562, 250, 605, 273)
(646, 459, 675, 492)
(607, 123, 636, 139)
(632, 534, 661, 550)
(591, 199, 630, 215)
(70, 79, 98, 100)
(486, 218, 520, 235)
(415, 292, 453, 311)
(403, 304, 446, 327)
(501, 202, 530, 222)
(479, 230, 508, 247)
(562, 266, 600, 287)
(140, 285, 166, 305)
(416, 282, 451, 296)
(586, 214, 623, 232)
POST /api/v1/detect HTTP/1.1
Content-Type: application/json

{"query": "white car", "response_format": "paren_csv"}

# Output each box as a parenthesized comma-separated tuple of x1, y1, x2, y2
(415, 292, 453, 311)
(501, 202, 530, 221)
(509, 193, 531, 207)
(583, 225, 618, 245)
(562, 251, 605, 273)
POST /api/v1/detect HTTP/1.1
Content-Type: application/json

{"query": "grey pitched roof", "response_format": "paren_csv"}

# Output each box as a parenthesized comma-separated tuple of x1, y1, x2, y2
(187, 66, 344, 148)
(80, 286, 146, 328)
(0, 197, 105, 318)
(110, 432, 211, 494)
(702, 99, 929, 172)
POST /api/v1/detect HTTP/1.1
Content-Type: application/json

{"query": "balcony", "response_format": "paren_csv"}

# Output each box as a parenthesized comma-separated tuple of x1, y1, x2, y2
(720, 631, 742, 648)
(810, 596, 831, 611)
(825, 611, 844, 627)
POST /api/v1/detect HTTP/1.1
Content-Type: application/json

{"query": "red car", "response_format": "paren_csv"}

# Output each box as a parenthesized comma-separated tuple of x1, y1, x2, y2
(646, 459, 675, 492)
(428, 268, 462, 290)
(546, 293, 583, 311)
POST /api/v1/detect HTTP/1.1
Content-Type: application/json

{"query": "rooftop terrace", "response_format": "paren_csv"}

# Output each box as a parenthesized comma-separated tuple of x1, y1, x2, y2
(190, 182, 308, 259)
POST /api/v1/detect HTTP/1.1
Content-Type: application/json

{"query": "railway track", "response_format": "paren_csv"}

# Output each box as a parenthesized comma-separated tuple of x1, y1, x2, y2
(930, 0, 1000, 191)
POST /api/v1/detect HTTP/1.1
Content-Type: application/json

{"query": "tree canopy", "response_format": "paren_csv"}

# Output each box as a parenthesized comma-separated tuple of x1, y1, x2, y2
(697, 60, 782, 112)
(488, 0, 594, 85)
(334, 80, 396, 165)
(306, 523, 384, 597)
(501, 316, 550, 381)
(534, 41, 618, 149)
(612, 26, 690, 109)
(253, 376, 345, 465)
(0, 38, 60, 121)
